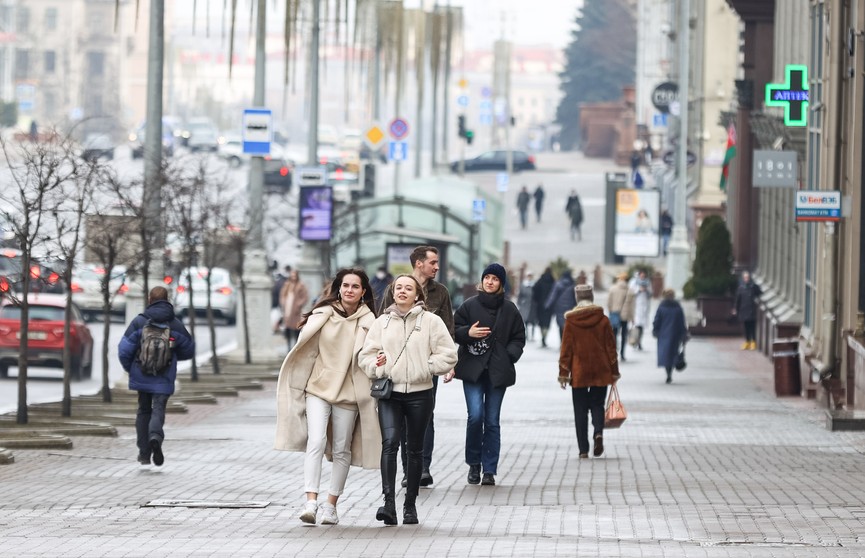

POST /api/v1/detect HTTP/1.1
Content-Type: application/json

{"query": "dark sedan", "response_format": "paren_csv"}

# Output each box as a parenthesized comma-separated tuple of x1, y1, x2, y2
(450, 150, 536, 173)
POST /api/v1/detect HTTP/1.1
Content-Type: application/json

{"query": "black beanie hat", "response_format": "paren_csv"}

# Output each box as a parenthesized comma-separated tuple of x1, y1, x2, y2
(482, 263, 507, 287)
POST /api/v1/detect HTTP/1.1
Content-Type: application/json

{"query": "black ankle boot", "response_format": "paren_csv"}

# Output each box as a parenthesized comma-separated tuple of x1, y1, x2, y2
(403, 495, 418, 525)
(376, 493, 397, 525)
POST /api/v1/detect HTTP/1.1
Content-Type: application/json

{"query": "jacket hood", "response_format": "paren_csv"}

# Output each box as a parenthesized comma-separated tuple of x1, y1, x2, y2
(143, 299, 177, 323)
(563, 304, 606, 328)
(382, 300, 425, 319)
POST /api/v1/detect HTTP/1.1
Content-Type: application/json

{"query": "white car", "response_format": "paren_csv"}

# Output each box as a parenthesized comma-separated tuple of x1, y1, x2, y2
(70, 264, 129, 321)
(217, 133, 250, 168)
(185, 118, 220, 152)
(174, 266, 237, 324)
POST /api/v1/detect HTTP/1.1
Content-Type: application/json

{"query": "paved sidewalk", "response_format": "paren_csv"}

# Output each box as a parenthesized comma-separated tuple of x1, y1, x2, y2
(2, 327, 865, 557)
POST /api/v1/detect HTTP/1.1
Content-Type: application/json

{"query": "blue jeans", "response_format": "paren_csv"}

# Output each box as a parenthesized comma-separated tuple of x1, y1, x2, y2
(136, 392, 169, 457)
(463, 373, 507, 475)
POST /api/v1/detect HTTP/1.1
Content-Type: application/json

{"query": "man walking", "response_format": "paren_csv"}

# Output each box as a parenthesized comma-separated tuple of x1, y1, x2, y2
(565, 189, 583, 241)
(516, 187, 531, 230)
(119, 286, 195, 466)
(533, 183, 546, 223)
(380, 245, 455, 487)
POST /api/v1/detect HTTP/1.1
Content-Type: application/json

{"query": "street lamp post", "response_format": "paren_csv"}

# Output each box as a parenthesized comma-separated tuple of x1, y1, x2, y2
(666, 0, 691, 295)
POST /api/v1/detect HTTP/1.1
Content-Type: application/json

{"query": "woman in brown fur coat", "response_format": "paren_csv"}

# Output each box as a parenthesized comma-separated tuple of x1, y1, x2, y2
(558, 284, 620, 458)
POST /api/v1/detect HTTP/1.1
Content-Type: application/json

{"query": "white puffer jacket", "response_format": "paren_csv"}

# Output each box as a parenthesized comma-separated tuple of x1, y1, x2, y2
(359, 304, 457, 394)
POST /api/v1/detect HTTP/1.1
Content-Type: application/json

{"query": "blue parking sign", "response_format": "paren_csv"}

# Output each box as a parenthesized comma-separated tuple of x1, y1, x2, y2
(472, 199, 486, 222)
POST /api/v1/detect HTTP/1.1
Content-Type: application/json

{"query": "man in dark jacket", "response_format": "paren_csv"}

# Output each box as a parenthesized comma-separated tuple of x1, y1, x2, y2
(118, 286, 194, 466)
(545, 269, 577, 342)
(380, 245, 454, 487)
(516, 186, 531, 230)
(732, 270, 762, 350)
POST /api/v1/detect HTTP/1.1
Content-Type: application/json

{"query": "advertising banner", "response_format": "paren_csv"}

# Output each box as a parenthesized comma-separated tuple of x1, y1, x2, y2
(298, 186, 333, 241)
(614, 189, 660, 257)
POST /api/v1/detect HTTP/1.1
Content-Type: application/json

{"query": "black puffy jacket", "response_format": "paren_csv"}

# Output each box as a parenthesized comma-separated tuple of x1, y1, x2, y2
(454, 291, 526, 388)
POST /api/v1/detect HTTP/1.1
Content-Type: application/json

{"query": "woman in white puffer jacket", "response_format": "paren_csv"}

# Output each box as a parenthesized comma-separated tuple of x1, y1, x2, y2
(359, 274, 457, 526)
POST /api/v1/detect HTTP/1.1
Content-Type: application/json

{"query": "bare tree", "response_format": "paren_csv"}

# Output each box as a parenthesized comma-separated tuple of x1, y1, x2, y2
(84, 171, 145, 403)
(0, 132, 78, 424)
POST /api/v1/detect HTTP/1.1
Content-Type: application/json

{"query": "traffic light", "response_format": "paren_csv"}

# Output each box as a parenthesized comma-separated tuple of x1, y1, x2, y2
(457, 115, 466, 138)
(361, 163, 375, 198)
(465, 129, 474, 145)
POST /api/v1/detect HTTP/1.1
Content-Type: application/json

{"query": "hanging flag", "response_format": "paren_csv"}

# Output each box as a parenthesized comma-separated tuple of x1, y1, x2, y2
(720, 124, 737, 191)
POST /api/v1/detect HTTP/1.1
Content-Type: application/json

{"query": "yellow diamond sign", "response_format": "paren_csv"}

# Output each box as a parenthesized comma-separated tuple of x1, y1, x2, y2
(364, 125, 385, 149)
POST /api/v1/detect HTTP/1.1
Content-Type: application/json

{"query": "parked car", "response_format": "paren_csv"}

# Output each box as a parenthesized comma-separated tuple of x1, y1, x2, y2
(70, 264, 129, 321)
(185, 118, 220, 152)
(450, 150, 536, 173)
(129, 120, 176, 159)
(0, 248, 64, 296)
(81, 134, 114, 161)
(174, 267, 237, 324)
(0, 293, 94, 380)
(318, 124, 340, 147)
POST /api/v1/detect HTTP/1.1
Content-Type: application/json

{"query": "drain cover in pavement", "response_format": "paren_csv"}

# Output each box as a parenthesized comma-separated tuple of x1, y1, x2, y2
(143, 500, 270, 508)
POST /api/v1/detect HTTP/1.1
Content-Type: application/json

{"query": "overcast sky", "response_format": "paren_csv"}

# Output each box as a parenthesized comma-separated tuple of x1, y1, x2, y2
(449, 0, 581, 50)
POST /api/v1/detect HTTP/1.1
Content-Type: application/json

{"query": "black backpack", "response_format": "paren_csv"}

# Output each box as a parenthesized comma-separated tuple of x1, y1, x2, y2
(137, 319, 173, 376)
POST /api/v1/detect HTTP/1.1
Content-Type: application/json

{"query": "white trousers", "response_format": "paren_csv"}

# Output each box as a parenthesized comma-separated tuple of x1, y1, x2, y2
(304, 394, 358, 496)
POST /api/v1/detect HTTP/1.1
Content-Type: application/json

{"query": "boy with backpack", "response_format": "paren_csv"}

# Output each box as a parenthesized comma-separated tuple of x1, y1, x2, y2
(119, 286, 194, 466)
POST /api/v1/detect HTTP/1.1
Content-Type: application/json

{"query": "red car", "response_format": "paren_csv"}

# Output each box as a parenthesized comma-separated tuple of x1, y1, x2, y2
(0, 294, 94, 380)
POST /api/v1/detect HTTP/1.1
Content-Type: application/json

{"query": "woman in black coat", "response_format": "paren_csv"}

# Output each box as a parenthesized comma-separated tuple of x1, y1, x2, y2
(732, 270, 762, 350)
(652, 289, 687, 384)
(454, 263, 526, 487)
(532, 267, 555, 347)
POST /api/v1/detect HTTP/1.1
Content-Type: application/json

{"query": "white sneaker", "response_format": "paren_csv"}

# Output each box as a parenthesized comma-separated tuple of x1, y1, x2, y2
(299, 500, 318, 524)
(319, 502, 339, 525)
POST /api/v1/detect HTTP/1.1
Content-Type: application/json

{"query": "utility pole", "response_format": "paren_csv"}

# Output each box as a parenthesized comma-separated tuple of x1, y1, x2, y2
(442, 3, 452, 167)
(307, 0, 321, 166)
(666, 0, 690, 294)
(235, 0, 274, 361)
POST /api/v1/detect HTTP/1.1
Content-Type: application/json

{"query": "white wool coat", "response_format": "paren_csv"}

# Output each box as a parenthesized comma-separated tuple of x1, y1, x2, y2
(359, 305, 458, 393)
(273, 304, 381, 469)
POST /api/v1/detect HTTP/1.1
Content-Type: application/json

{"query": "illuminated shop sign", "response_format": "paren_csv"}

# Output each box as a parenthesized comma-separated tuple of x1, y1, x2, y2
(765, 64, 809, 127)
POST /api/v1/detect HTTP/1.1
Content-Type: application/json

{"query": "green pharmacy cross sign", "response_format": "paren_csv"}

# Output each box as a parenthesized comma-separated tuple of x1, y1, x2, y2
(765, 64, 809, 127)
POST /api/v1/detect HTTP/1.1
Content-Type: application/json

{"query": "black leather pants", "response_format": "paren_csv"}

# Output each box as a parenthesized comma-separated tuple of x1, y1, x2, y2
(379, 388, 434, 497)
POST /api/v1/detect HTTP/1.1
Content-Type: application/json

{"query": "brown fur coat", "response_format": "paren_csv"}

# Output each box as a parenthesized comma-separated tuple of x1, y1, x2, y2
(558, 303, 620, 387)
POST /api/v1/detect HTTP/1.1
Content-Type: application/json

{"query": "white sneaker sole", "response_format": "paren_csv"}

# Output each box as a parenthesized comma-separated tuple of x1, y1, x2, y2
(299, 509, 317, 524)
(320, 515, 339, 525)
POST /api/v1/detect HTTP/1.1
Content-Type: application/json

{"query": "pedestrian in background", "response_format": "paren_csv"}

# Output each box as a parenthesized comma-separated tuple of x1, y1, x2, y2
(546, 269, 577, 342)
(271, 264, 291, 331)
(732, 270, 762, 350)
(359, 275, 457, 526)
(652, 288, 688, 384)
(517, 186, 531, 230)
(118, 286, 195, 467)
(279, 269, 309, 351)
(660, 210, 673, 256)
(558, 285, 620, 459)
(274, 268, 380, 526)
(369, 266, 393, 313)
(379, 245, 454, 489)
(533, 183, 546, 223)
(532, 267, 555, 347)
(565, 189, 584, 241)
(628, 270, 651, 350)
(453, 263, 526, 487)
(517, 270, 536, 341)
(607, 272, 635, 362)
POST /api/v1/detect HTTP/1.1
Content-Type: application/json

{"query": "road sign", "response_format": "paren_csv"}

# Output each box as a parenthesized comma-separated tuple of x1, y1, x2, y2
(662, 150, 697, 167)
(295, 166, 328, 186)
(457, 95, 469, 107)
(481, 86, 492, 98)
(651, 82, 679, 114)
(388, 141, 408, 162)
(652, 112, 668, 127)
(479, 114, 493, 126)
(472, 199, 486, 222)
(795, 190, 841, 222)
(364, 124, 386, 149)
(242, 108, 272, 155)
(496, 172, 509, 192)
(458, 78, 468, 89)
(388, 117, 409, 140)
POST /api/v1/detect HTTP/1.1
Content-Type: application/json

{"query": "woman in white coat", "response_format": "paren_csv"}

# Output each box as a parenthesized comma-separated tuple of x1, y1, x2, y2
(274, 268, 380, 526)
(359, 275, 458, 526)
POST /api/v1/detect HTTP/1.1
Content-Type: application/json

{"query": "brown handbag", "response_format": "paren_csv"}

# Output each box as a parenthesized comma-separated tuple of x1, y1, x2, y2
(604, 384, 627, 429)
